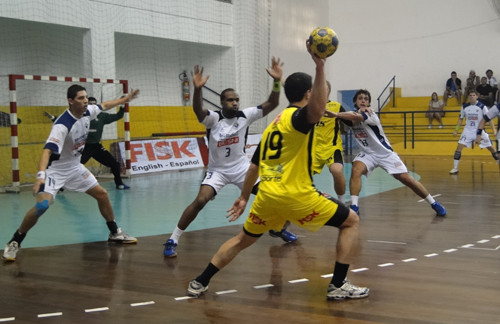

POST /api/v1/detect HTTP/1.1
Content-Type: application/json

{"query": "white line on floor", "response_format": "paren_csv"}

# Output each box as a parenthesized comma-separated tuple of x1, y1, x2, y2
(0, 318, 15, 322)
(37, 312, 62, 318)
(85, 307, 109, 313)
(288, 278, 309, 284)
(367, 240, 407, 245)
(425, 253, 438, 257)
(253, 284, 274, 289)
(216, 289, 237, 295)
(351, 268, 369, 273)
(130, 301, 155, 307)
(402, 258, 417, 262)
(174, 296, 196, 301)
(378, 263, 394, 267)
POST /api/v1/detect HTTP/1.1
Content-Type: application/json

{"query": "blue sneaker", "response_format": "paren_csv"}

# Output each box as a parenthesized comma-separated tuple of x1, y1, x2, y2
(116, 184, 130, 190)
(350, 204, 360, 215)
(269, 229, 298, 243)
(431, 202, 446, 216)
(163, 239, 177, 257)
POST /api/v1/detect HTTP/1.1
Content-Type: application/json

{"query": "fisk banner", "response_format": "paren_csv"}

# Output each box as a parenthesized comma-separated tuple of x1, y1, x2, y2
(118, 138, 204, 174)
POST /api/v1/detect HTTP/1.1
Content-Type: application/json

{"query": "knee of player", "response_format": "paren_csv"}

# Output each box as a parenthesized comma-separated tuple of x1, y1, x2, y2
(35, 199, 50, 217)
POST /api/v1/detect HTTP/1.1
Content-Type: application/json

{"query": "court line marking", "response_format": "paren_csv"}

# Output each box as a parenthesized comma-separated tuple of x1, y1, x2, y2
(253, 284, 274, 289)
(216, 289, 238, 295)
(0, 318, 15, 322)
(443, 249, 457, 253)
(174, 296, 196, 301)
(37, 312, 62, 318)
(460, 245, 500, 251)
(402, 258, 417, 262)
(288, 278, 309, 284)
(425, 253, 438, 257)
(321, 273, 333, 278)
(477, 239, 489, 243)
(85, 307, 109, 313)
(351, 268, 369, 273)
(417, 194, 441, 202)
(367, 240, 407, 245)
(130, 301, 155, 307)
(378, 263, 394, 267)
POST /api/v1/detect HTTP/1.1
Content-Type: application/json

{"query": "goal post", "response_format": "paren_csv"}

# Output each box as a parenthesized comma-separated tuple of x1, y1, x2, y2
(6, 74, 131, 192)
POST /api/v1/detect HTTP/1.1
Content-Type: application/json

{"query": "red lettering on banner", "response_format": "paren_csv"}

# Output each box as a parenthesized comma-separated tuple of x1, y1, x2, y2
(298, 210, 319, 225)
(217, 136, 239, 147)
(130, 140, 196, 162)
(130, 143, 143, 163)
(172, 140, 196, 158)
(154, 141, 172, 160)
(249, 213, 266, 226)
(144, 143, 156, 161)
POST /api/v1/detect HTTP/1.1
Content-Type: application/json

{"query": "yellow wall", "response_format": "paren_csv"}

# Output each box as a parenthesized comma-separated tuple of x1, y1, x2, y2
(0, 106, 205, 187)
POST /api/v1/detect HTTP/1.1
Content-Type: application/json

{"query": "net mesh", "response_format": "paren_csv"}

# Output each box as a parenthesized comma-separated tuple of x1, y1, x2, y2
(0, 1, 273, 187)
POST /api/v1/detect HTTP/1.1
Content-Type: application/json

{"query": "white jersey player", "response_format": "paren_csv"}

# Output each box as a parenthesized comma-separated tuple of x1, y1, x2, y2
(164, 59, 298, 258)
(450, 90, 498, 174)
(2, 85, 140, 262)
(332, 89, 446, 217)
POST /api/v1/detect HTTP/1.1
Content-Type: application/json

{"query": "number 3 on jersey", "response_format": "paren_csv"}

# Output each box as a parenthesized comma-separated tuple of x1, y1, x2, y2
(262, 131, 282, 160)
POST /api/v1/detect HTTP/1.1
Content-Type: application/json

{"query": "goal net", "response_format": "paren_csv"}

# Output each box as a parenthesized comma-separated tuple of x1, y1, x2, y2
(0, 75, 129, 191)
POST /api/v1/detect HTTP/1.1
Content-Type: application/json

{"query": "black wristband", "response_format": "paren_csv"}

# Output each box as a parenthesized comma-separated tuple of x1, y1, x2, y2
(476, 129, 483, 135)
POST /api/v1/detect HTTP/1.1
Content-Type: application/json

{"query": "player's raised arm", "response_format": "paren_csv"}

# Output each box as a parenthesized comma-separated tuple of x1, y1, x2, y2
(260, 56, 284, 116)
(192, 65, 210, 122)
(306, 40, 327, 124)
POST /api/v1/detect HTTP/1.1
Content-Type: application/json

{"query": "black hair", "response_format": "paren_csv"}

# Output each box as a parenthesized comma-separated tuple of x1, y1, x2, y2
(220, 88, 236, 102)
(88, 96, 97, 103)
(284, 72, 312, 103)
(67, 84, 86, 99)
(353, 89, 371, 108)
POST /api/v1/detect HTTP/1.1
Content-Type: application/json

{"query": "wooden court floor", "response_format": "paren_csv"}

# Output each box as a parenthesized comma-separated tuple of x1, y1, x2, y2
(1, 155, 499, 323)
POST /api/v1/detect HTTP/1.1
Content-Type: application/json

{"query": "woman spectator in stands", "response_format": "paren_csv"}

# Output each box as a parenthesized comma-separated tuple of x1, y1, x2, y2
(426, 92, 445, 129)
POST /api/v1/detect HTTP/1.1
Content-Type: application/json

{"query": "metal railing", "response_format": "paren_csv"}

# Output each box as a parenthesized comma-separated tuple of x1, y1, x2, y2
(377, 75, 396, 111)
(378, 109, 461, 149)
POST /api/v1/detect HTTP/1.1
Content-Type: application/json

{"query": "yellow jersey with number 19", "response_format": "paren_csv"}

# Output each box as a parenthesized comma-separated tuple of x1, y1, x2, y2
(257, 106, 315, 196)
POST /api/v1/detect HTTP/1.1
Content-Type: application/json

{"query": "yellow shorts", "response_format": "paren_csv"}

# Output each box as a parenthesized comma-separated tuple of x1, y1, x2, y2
(244, 189, 347, 235)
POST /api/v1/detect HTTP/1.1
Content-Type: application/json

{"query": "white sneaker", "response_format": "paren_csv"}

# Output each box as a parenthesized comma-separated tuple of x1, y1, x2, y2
(2, 241, 20, 261)
(108, 228, 138, 244)
(428, 125, 432, 129)
(187, 279, 209, 297)
(327, 280, 370, 300)
(449, 168, 458, 175)
(439, 125, 443, 129)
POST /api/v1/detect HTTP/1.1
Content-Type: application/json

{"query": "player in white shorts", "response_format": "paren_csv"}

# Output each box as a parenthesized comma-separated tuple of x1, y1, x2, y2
(163, 58, 297, 258)
(2, 85, 139, 262)
(331, 89, 446, 217)
(473, 98, 500, 172)
(449, 90, 498, 174)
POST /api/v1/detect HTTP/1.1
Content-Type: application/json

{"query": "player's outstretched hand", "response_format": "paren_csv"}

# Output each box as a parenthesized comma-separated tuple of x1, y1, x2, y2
(226, 197, 247, 222)
(192, 65, 210, 89)
(266, 56, 284, 81)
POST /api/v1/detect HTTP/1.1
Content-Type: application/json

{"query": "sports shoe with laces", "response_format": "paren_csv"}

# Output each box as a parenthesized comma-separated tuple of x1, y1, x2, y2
(350, 204, 360, 215)
(449, 168, 458, 175)
(327, 280, 370, 300)
(187, 279, 208, 297)
(431, 201, 447, 217)
(163, 239, 177, 257)
(116, 184, 130, 190)
(2, 241, 20, 261)
(108, 228, 137, 244)
(268, 229, 298, 243)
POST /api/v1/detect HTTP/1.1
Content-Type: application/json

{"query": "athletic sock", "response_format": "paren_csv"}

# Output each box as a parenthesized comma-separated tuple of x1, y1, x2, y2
(106, 221, 118, 234)
(9, 230, 26, 245)
(424, 194, 436, 205)
(350, 195, 359, 206)
(170, 226, 184, 244)
(196, 262, 219, 286)
(331, 261, 349, 288)
(337, 194, 345, 204)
